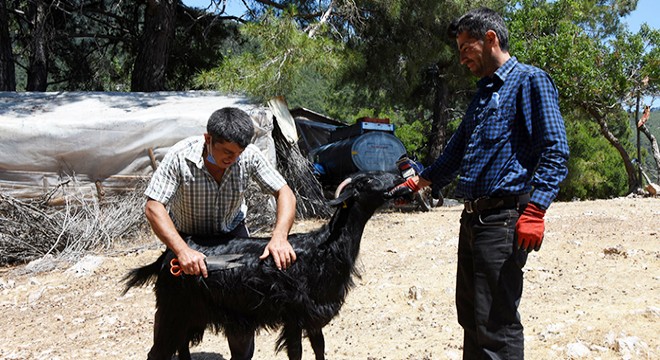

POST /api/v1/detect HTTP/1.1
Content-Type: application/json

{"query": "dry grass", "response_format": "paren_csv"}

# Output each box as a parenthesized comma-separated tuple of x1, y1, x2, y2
(0, 178, 149, 265)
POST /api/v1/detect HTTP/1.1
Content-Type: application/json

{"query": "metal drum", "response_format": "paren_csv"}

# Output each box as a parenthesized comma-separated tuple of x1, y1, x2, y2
(312, 131, 407, 185)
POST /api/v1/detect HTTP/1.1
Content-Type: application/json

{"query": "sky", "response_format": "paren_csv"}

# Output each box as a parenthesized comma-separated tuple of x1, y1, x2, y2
(623, 0, 659, 32)
(183, 0, 660, 32)
(183, 0, 246, 16)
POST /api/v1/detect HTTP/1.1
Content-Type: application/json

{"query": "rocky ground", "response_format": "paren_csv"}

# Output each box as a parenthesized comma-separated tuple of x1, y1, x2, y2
(1, 196, 659, 360)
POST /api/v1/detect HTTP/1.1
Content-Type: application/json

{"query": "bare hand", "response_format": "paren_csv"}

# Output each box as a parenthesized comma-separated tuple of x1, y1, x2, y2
(175, 247, 208, 278)
(259, 236, 297, 270)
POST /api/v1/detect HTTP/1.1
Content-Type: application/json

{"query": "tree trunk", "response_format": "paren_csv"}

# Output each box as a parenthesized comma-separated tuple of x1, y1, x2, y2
(0, 0, 16, 91)
(639, 124, 660, 183)
(26, 0, 49, 91)
(427, 68, 450, 163)
(130, 0, 177, 92)
(586, 106, 640, 193)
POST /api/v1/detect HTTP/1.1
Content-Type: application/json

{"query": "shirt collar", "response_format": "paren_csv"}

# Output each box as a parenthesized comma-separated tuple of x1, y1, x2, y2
(477, 56, 518, 90)
(186, 136, 206, 170)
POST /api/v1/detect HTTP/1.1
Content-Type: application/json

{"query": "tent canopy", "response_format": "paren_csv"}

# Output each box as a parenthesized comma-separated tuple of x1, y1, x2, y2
(0, 91, 276, 197)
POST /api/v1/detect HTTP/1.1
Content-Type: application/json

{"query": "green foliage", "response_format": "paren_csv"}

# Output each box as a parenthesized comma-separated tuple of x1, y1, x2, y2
(17, 1, 141, 91)
(194, 11, 348, 109)
(339, 0, 462, 111)
(508, 0, 658, 112)
(559, 119, 628, 200)
(507, 0, 659, 193)
(167, 9, 243, 90)
(395, 118, 430, 158)
(5, 1, 246, 91)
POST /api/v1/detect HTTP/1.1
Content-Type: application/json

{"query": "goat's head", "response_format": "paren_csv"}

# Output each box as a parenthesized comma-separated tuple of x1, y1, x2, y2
(328, 171, 405, 208)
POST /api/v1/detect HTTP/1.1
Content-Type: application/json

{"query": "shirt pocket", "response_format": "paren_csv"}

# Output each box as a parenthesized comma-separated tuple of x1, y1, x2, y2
(221, 168, 247, 196)
(481, 105, 515, 146)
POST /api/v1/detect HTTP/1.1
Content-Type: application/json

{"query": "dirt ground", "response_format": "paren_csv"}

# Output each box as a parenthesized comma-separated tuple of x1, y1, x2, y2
(1, 196, 659, 360)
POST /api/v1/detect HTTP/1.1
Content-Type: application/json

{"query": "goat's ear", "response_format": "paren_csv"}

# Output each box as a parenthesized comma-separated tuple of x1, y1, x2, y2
(327, 188, 357, 207)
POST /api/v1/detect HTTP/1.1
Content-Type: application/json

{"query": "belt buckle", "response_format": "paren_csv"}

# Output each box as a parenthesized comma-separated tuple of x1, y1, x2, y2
(465, 196, 488, 214)
(464, 200, 474, 214)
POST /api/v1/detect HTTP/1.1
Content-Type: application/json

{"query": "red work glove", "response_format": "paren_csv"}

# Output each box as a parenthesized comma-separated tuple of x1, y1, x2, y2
(385, 177, 420, 199)
(516, 202, 546, 252)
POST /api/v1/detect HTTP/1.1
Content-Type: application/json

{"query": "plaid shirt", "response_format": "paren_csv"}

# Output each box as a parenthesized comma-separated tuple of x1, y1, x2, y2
(145, 136, 286, 234)
(421, 57, 569, 209)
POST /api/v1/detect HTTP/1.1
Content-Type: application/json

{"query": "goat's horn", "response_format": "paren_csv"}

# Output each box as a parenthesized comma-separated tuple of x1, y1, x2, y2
(334, 177, 353, 199)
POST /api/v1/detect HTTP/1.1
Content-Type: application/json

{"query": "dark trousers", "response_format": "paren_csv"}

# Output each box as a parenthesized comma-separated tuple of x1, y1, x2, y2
(180, 221, 251, 245)
(456, 208, 528, 360)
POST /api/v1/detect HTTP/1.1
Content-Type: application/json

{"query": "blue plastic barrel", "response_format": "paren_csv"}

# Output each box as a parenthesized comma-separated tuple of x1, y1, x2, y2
(312, 131, 407, 185)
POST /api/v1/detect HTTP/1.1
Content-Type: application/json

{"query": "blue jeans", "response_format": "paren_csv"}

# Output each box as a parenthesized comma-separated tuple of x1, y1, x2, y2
(456, 208, 528, 360)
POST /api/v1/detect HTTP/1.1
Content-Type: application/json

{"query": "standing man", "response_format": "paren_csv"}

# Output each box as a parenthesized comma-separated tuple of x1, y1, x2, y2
(144, 107, 297, 359)
(389, 7, 569, 359)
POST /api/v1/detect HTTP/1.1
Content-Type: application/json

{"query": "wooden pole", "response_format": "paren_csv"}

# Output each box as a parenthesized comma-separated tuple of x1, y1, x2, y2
(148, 147, 158, 170)
(95, 180, 105, 202)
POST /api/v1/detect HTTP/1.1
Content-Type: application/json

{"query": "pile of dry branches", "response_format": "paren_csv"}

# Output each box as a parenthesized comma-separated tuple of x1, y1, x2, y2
(0, 179, 150, 265)
(243, 145, 331, 235)
(272, 121, 332, 220)
(244, 180, 278, 235)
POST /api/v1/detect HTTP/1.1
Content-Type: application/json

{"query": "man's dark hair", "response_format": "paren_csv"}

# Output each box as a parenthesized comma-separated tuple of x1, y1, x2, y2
(448, 7, 509, 52)
(207, 107, 255, 148)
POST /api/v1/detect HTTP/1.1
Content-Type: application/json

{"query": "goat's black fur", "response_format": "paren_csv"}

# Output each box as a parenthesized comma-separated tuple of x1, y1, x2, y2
(123, 171, 404, 360)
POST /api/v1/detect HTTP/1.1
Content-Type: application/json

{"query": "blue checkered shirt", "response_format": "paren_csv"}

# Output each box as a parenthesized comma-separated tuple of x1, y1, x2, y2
(420, 57, 569, 209)
(145, 136, 286, 234)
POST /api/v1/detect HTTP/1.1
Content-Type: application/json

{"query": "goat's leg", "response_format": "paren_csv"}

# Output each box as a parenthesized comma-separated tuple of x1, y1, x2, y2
(280, 321, 303, 360)
(177, 344, 191, 360)
(225, 330, 255, 360)
(307, 328, 326, 360)
(147, 307, 186, 360)
(176, 321, 207, 360)
(176, 326, 206, 360)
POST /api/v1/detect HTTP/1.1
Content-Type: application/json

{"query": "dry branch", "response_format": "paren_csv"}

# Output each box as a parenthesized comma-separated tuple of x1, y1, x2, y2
(272, 120, 331, 220)
(0, 177, 150, 265)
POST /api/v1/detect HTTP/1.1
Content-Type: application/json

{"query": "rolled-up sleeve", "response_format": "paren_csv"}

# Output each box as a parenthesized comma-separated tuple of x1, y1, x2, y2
(144, 148, 181, 204)
(246, 144, 287, 193)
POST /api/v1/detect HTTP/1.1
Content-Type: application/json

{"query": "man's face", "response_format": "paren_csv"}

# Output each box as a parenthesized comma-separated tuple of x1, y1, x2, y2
(456, 31, 488, 77)
(205, 135, 244, 170)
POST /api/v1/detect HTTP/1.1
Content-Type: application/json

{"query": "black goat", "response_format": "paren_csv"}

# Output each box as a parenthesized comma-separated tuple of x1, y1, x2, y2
(123, 171, 404, 360)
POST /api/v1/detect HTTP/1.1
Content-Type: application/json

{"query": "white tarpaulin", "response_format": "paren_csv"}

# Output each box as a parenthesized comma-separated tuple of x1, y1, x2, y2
(0, 91, 276, 197)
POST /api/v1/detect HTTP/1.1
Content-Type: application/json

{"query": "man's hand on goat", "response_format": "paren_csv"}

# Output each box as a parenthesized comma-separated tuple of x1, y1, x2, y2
(175, 247, 209, 278)
(260, 234, 297, 270)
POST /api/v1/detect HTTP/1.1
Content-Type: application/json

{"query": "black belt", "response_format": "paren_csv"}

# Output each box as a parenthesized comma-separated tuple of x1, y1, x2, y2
(463, 193, 530, 214)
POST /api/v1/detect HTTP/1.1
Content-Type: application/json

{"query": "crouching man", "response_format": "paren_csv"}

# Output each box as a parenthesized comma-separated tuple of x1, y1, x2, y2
(143, 107, 297, 359)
